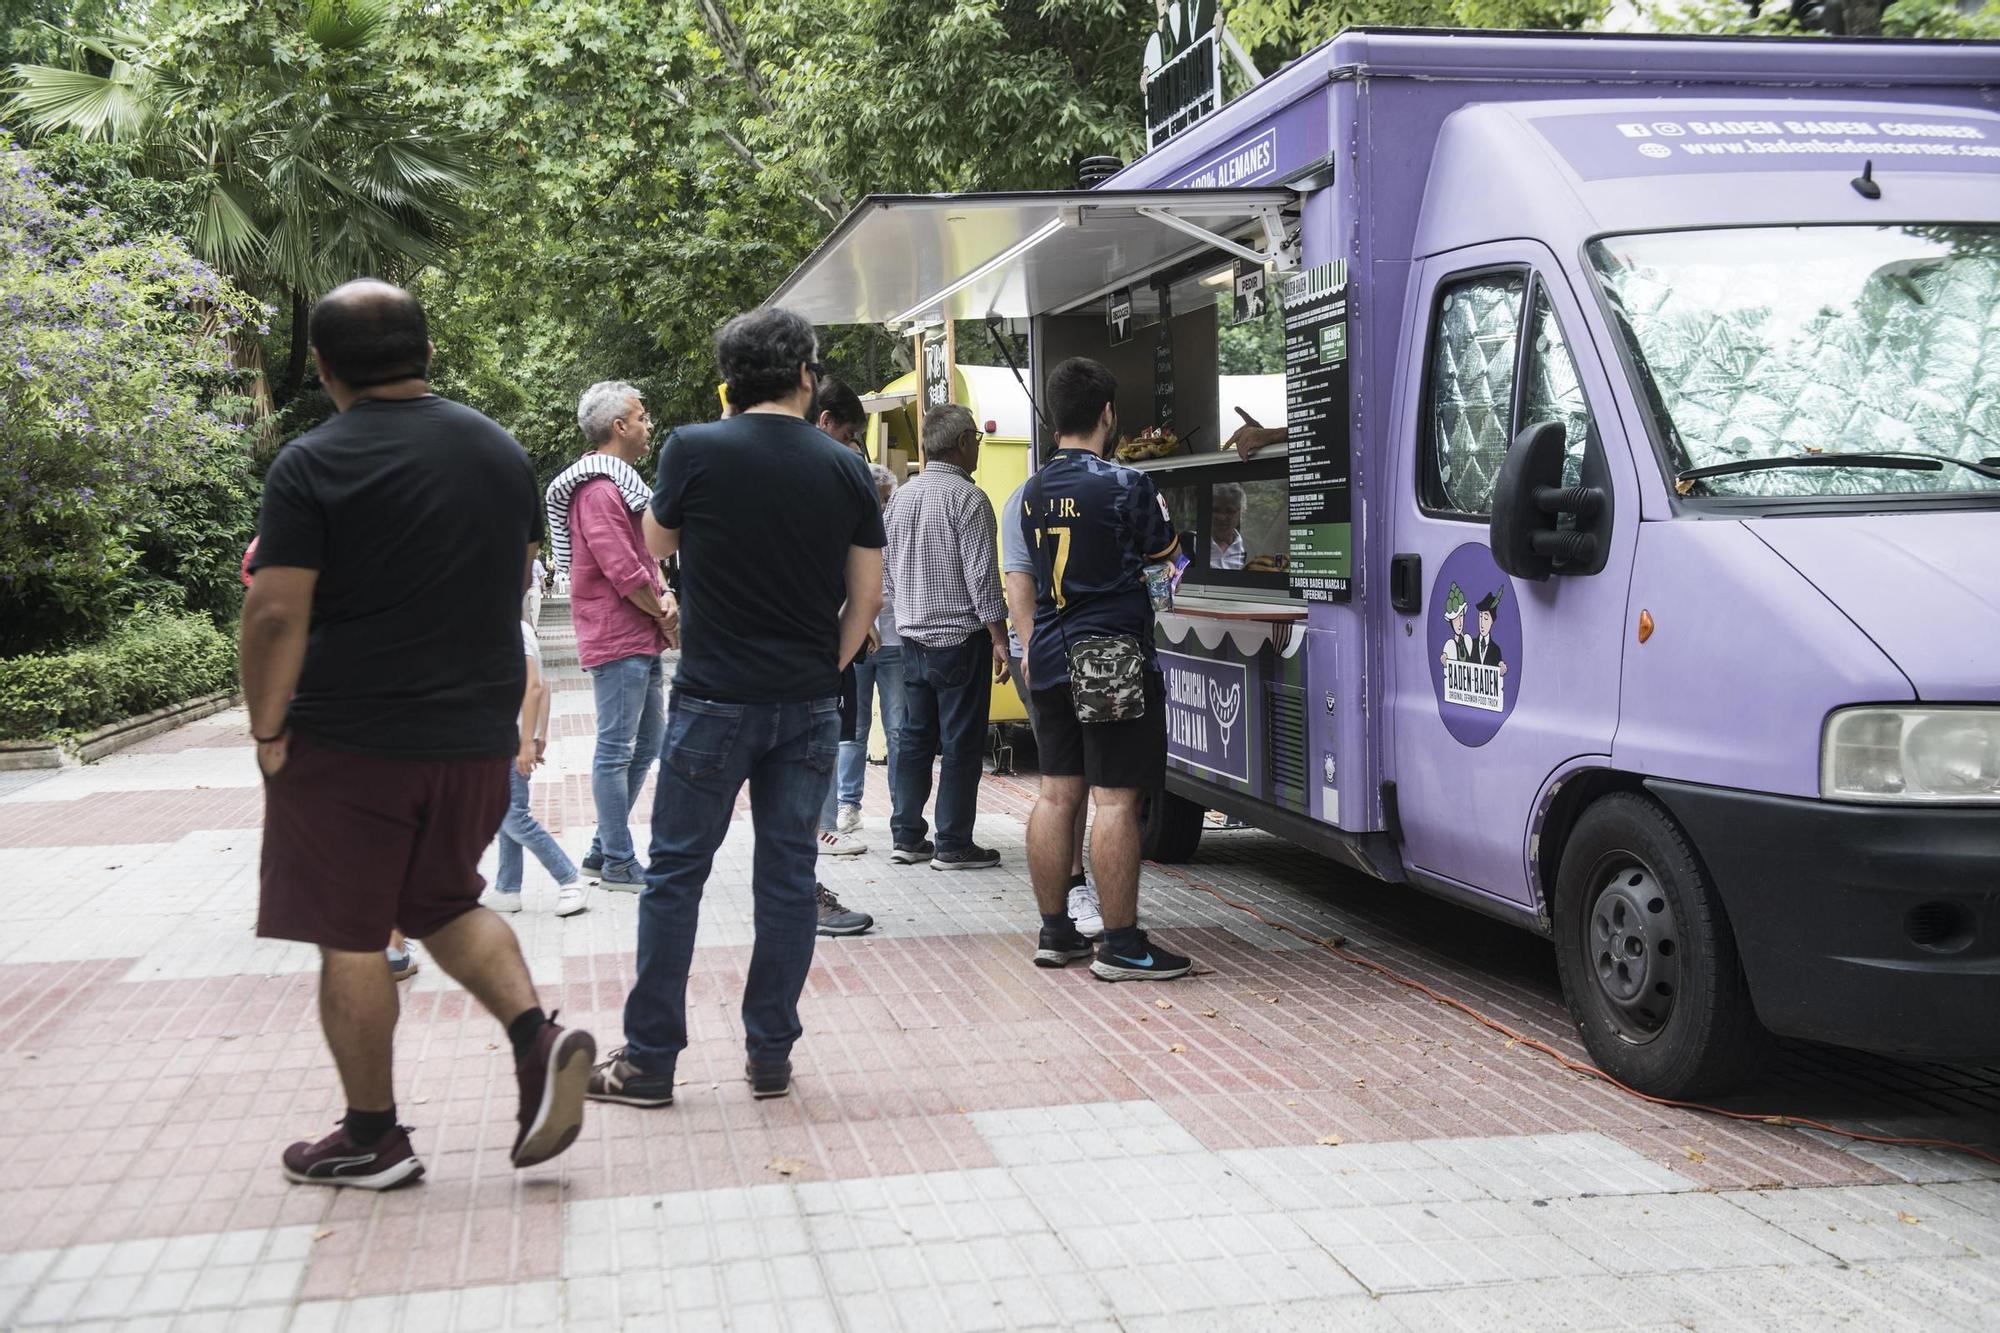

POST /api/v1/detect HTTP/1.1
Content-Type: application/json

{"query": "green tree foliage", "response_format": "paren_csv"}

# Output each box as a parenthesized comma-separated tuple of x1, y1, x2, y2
(6, 0, 480, 406)
(0, 136, 263, 654)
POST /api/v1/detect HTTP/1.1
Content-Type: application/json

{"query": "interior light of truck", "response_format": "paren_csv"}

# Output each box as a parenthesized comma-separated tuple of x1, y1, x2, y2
(1823, 707, 2000, 804)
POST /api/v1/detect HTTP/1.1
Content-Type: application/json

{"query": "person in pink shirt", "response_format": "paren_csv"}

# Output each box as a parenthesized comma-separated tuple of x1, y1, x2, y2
(545, 381, 677, 892)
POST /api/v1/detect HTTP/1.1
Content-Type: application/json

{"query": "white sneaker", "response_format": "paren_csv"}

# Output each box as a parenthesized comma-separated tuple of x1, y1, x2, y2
(818, 829, 867, 857)
(1067, 880, 1103, 938)
(555, 883, 589, 917)
(483, 889, 523, 914)
(836, 803, 862, 834)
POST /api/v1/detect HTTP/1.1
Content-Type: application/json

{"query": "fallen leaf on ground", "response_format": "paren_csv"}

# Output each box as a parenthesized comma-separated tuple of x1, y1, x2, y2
(1154, 999, 1174, 1011)
(312, 1229, 335, 1242)
(1354, 1078, 1367, 1087)
(1198, 1008, 1218, 1018)
(1316, 1135, 1344, 1147)
(1168, 1044, 1186, 1053)
(1284, 1100, 1300, 1108)
(1898, 1212, 1921, 1225)
(1681, 1146, 1706, 1164)
(412, 1096, 430, 1106)
(767, 1157, 808, 1177)
(1032, 1057, 1047, 1065)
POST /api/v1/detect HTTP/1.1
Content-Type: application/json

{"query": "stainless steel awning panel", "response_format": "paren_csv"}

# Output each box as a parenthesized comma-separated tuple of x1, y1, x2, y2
(765, 188, 1296, 327)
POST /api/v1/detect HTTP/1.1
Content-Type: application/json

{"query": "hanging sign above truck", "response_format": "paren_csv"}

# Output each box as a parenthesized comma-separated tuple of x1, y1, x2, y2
(1142, 0, 1222, 151)
(1283, 260, 1352, 603)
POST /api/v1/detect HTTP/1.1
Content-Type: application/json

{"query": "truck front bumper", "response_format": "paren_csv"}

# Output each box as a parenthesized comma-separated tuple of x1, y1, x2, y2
(1648, 780, 2000, 1061)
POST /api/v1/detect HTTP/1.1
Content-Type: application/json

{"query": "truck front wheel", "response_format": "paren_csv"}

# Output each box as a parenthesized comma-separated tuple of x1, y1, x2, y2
(1140, 785, 1204, 863)
(1553, 793, 1768, 1100)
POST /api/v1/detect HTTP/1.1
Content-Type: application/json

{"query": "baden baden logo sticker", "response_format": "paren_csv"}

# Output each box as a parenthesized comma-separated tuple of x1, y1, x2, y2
(1428, 543, 1521, 748)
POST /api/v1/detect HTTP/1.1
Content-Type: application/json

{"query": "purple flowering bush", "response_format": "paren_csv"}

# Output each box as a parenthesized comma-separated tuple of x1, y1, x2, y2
(0, 134, 265, 656)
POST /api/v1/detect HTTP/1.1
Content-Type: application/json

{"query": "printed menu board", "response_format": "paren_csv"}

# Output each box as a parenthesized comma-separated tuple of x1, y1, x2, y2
(1283, 260, 1351, 602)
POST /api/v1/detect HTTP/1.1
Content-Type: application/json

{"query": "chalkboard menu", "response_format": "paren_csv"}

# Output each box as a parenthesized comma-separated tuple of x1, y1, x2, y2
(920, 332, 951, 414)
(1283, 260, 1351, 603)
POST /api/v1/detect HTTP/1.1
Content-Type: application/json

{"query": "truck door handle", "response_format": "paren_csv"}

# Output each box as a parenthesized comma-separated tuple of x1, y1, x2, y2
(1390, 553, 1422, 614)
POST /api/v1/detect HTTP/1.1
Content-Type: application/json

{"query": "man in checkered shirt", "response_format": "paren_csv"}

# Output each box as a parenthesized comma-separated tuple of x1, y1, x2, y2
(882, 404, 1012, 871)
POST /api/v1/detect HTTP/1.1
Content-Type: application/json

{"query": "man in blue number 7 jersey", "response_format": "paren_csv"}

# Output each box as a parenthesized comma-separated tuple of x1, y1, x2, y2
(1020, 358, 1195, 982)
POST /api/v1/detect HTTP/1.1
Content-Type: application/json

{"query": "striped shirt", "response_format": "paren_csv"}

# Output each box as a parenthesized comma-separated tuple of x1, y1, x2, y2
(882, 463, 1006, 649)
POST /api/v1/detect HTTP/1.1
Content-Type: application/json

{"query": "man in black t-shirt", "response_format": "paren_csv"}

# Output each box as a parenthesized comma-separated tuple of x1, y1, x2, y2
(1020, 357, 1195, 982)
(244, 279, 595, 1189)
(586, 308, 885, 1108)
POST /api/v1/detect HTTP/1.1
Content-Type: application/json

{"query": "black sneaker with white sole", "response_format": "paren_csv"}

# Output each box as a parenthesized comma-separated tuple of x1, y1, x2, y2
(889, 840, 935, 865)
(747, 1059, 792, 1099)
(580, 852, 603, 879)
(930, 844, 1001, 871)
(1033, 922, 1095, 968)
(1089, 932, 1194, 982)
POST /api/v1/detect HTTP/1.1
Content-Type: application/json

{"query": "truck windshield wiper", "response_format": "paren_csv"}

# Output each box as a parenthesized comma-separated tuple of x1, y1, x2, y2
(1676, 451, 2000, 492)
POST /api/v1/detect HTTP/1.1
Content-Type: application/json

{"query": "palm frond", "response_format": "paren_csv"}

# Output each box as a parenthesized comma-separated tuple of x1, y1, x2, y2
(193, 180, 267, 274)
(304, 0, 393, 53)
(5, 62, 152, 140)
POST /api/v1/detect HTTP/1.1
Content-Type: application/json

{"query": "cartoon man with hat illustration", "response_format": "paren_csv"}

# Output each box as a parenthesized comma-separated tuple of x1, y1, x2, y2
(1440, 582, 1476, 666)
(1468, 587, 1508, 674)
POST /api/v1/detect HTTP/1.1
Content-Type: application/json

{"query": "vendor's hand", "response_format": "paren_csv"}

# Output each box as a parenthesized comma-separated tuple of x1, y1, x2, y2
(255, 734, 290, 778)
(991, 642, 1011, 685)
(1226, 407, 1285, 462)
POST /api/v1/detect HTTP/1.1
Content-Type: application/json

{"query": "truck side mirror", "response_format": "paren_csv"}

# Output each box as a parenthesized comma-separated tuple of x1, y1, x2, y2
(1490, 421, 1608, 581)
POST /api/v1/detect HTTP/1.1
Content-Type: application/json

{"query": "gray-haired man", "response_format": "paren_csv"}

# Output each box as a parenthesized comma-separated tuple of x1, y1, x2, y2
(883, 404, 1011, 870)
(545, 381, 676, 892)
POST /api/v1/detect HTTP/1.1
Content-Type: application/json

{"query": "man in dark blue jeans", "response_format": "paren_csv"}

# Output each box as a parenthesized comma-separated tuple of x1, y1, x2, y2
(586, 308, 885, 1105)
(883, 405, 1011, 871)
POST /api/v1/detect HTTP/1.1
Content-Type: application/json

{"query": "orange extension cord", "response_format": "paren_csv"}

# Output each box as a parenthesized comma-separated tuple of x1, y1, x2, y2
(1151, 861, 2000, 1171)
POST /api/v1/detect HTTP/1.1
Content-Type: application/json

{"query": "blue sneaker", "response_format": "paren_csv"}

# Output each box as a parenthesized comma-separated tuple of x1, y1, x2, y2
(1089, 932, 1192, 982)
(598, 860, 643, 893)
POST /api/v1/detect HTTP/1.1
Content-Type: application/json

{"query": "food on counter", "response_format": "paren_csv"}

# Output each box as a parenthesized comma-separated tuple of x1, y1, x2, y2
(1114, 426, 1180, 462)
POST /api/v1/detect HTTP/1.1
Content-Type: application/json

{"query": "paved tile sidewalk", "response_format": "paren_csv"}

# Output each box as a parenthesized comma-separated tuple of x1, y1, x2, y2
(0, 602, 1995, 1330)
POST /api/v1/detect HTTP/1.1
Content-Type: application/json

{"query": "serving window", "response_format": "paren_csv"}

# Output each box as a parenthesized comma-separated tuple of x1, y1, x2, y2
(1034, 250, 1297, 602)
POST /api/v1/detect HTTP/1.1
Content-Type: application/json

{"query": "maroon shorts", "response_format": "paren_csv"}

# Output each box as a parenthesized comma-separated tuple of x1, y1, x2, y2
(258, 735, 511, 952)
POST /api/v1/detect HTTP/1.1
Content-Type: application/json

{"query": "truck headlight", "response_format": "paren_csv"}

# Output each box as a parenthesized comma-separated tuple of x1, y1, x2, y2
(1823, 707, 2000, 804)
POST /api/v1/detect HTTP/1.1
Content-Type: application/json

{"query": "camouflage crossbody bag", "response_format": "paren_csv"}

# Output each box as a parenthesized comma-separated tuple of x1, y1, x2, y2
(1029, 471, 1147, 724)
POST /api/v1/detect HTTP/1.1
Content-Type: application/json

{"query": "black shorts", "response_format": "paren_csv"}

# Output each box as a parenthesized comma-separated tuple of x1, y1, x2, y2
(1030, 672, 1167, 791)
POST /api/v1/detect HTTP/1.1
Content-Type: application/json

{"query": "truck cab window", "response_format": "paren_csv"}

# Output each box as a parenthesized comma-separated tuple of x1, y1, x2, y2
(1424, 273, 1526, 516)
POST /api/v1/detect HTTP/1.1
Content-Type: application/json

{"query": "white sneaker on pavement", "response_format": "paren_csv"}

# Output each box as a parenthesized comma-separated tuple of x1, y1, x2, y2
(836, 803, 862, 834)
(555, 883, 589, 917)
(1068, 879, 1103, 938)
(483, 889, 524, 914)
(818, 829, 867, 857)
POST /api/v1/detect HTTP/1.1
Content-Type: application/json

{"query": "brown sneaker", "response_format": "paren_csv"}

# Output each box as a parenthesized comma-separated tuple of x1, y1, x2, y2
(512, 1014, 596, 1168)
(281, 1123, 424, 1190)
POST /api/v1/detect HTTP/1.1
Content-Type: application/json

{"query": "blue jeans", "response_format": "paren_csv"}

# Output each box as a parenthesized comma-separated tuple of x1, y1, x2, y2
(890, 633, 992, 854)
(623, 694, 840, 1070)
(587, 653, 666, 876)
(496, 767, 578, 892)
(820, 644, 905, 828)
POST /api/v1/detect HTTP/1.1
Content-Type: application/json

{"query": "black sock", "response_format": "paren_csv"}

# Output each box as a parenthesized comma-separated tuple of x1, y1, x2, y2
(343, 1106, 397, 1147)
(1041, 912, 1073, 933)
(507, 1007, 549, 1062)
(1067, 872, 1088, 890)
(1102, 926, 1144, 955)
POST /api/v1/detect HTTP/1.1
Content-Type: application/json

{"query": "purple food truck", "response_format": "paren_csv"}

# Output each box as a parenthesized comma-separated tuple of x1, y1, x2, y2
(766, 29, 2000, 1096)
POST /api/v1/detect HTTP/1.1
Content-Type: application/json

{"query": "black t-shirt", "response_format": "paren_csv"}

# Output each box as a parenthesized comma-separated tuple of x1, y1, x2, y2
(252, 396, 543, 758)
(1023, 448, 1179, 686)
(651, 413, 886, 703)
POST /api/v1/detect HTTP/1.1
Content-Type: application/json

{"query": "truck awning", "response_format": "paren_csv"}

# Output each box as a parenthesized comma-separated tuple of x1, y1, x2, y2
(765, 188, 1298, 329)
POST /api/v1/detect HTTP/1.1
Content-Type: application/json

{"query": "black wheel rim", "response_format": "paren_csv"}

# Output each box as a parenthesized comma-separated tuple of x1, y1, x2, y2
(1586, 857, 1681, 1043)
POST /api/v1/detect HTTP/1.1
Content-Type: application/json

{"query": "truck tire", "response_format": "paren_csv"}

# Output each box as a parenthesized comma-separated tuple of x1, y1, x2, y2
(1140, 785, 1204, 863)
(1552, 792, 1768, 1100)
